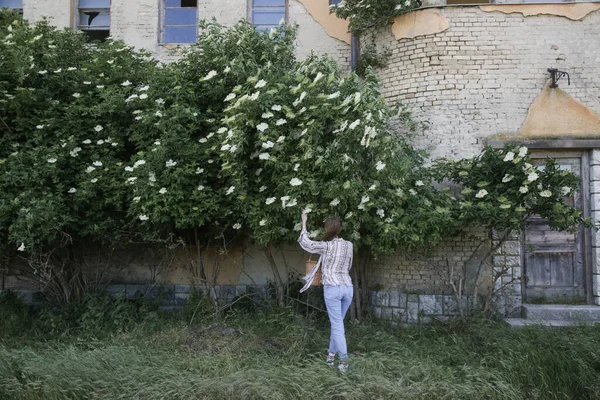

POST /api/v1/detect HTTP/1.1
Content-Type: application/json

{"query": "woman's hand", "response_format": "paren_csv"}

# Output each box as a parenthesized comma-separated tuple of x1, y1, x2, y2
(301, 212, 308, 231)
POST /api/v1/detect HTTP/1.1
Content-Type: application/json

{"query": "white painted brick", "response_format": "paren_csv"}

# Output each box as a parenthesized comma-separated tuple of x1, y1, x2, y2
(368, 7, 600, 160)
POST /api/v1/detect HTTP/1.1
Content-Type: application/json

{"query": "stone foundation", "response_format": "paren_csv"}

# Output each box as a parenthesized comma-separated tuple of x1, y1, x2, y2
(369, 290, 475, 325)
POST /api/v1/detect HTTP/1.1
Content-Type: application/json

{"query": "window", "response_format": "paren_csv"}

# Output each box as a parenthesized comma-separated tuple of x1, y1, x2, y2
(162, 0, 198, 44)
(0, 0, 23, 14)
(251, 0, 286, 32)
(77, 0, 111, 42)
(329, 0, 340, 6)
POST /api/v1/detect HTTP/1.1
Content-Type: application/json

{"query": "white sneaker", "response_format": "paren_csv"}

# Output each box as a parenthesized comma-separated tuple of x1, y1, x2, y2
(326, 352, 335, 367)
(338, 361, 348, 374)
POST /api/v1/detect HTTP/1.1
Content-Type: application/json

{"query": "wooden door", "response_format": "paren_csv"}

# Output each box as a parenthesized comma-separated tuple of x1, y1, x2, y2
(523, 154, 589, 304)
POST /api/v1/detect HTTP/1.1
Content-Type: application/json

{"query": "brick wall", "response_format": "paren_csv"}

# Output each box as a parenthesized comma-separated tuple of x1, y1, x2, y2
(372, 7, 600, 160)
(368, 229, 489, 294)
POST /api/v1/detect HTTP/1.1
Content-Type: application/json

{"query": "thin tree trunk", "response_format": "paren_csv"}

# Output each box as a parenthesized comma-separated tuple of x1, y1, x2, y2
(352, 259, 362, 321)
(472, 230, 510, 309)
(193, 227, 207, 282)
(264, 244, 285, 307)
(360, 252, 369, 313)
(194, 227, 218, 309)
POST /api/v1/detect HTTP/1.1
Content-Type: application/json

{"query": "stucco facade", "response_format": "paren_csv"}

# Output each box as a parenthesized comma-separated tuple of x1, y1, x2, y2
(20, 0, 351, 67)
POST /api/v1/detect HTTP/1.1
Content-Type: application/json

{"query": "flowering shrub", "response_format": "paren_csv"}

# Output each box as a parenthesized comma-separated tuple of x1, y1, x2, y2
(0, 13, 156, 254)
(217, 55, 456, 254)
(433, 145, 592, 313)
(122, 21, 297, 236)
(435, 145, 590, 233)
(332, 0, 421, 36)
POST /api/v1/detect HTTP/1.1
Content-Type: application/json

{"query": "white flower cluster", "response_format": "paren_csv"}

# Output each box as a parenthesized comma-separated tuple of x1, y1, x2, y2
(358, 195, 369, 210)
(280, 195, 297, 208)
(360, 126, 377, 148)
(203, 70, 217, 81)
(475, 189, 488, 198)
(289, 178, 302, 186)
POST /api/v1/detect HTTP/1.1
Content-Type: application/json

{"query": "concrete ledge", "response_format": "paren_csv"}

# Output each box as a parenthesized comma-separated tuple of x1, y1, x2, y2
(523, 304, 600, 321)
(488, 139, 600, 149)
(504, 318, 599, 327)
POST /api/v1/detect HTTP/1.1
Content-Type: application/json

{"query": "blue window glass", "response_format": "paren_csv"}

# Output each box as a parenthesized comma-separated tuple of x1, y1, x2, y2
(164, 26, 197, 43)
(251, 0, 286, 31)
(79, 0, 110, 7)
(165, 8, 196, 25)
(0, 0, 23, 9)
(163, 0, 197, 44)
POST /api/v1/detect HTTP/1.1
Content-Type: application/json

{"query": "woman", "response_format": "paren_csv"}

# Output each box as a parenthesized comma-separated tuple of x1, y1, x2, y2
(298, 212, 354, 373)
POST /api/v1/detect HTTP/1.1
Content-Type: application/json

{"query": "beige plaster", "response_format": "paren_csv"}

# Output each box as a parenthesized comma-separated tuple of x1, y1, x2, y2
(295, 0, 351, 44)
(479, 3, 600, 21)
(518, 81, 600, 138)
(162, 246, 244, 285)
(391, 9, 449, 41)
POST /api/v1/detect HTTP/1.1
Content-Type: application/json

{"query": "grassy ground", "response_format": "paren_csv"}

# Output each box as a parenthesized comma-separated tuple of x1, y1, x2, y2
(1, 292, 600, 399)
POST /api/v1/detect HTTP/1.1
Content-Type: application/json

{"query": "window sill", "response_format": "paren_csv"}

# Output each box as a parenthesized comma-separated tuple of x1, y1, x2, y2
(157, 43, 196, 51)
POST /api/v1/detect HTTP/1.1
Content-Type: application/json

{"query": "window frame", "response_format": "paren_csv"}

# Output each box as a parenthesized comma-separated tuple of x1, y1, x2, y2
(75, 0, 111, 40)
(160, 0, 198, 45)
(249, 0, 289, 32)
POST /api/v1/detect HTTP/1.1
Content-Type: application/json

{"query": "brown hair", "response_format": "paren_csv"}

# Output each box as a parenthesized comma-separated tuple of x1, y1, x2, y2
(323, 217, 343, 241)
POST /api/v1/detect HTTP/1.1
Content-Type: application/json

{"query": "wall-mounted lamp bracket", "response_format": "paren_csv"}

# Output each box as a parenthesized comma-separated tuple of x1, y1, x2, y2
(548, 68, 570, 88)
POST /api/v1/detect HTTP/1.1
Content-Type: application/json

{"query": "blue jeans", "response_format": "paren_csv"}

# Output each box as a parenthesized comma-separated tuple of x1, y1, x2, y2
(324, 285, 354, 360)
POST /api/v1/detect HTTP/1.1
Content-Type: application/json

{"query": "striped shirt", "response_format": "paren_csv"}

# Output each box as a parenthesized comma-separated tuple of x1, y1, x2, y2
(298, 230, 353, 292)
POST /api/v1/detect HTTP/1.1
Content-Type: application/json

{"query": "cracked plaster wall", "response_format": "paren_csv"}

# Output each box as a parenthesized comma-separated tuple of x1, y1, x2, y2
(373, 5, 600, 160)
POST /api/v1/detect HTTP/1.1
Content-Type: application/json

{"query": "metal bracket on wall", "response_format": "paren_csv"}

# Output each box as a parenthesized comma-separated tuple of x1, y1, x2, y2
(548, 68, 570, 88)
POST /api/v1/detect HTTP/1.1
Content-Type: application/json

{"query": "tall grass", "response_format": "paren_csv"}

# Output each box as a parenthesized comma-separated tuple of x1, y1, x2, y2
(1, 292, 600, 399)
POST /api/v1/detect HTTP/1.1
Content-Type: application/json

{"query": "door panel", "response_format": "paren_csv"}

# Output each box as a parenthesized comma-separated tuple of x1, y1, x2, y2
(524, 156, 586, 303)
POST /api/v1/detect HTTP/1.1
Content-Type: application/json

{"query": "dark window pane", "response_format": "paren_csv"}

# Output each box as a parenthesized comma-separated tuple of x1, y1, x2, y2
(252, 9, 285, 25)
(83, 29, 110, 42)
(0, 0, 23, 7)
(79, 10, 110, 28)
(165, 8, 197, 25)
(164, 26, 197, 43)
(253, 0, 285, 6)
(79, 0, 110, 8)
(329, 0, 340, 5)
(166, 0, 197, 7)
